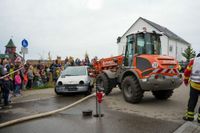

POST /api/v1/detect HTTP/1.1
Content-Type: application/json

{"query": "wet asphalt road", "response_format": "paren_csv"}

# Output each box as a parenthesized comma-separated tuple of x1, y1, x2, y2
(0, 96, 182, 133)
(0, 94, 85, 123)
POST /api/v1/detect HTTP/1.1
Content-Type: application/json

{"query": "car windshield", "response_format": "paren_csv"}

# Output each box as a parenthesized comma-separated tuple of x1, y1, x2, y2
(61, 67, 87, 76)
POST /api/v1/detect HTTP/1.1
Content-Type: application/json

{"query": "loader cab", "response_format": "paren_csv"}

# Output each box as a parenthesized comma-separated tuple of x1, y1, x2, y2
(124, 31, 161, 67)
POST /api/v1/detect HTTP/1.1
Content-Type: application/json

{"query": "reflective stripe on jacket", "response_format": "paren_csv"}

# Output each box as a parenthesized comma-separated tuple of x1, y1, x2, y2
(190, 57, 200, 83)
(184, 58, 200, 90)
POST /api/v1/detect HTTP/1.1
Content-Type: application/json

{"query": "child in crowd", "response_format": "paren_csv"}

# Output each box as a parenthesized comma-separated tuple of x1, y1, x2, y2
(54, 67, 61, 82)
(23, 69, 28, 90)
(14, 71, 22, 96)
(27, 65, 34, 89)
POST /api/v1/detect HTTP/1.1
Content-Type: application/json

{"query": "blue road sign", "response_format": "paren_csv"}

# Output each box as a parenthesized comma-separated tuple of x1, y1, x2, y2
(22, 39, 28, 48)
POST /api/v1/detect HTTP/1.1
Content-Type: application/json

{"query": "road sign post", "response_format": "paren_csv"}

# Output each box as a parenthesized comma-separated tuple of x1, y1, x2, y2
(22, 39, 28, 48)
(21, 39, 28, 62)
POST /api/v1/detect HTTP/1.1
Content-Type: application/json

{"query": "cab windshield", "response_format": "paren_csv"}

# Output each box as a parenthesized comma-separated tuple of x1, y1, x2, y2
(136, 33, 161, 55)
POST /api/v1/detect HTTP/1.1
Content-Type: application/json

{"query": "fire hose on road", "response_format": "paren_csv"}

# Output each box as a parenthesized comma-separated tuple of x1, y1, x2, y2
(0, 67, 99, 128)
(0, 93, 95, 128)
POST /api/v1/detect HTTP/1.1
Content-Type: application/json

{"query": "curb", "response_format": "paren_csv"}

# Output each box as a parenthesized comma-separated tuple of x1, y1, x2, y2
(173, 121, 200, 133)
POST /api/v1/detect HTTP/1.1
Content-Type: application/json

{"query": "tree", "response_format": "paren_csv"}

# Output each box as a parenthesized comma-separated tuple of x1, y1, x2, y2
(48, 51, 52, 61)
(182, 46, 196, 62)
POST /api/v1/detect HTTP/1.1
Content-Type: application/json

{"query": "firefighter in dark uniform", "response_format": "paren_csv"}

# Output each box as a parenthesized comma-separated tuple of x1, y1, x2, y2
(183, 53, 200, 122)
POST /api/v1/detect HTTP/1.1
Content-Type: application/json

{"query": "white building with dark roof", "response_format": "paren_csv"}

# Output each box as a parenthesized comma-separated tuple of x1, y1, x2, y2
(117, 17, 190, 61)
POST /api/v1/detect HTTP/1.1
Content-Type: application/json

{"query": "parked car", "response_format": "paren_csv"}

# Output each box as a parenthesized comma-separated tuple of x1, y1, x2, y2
(55, 66, 94, 95)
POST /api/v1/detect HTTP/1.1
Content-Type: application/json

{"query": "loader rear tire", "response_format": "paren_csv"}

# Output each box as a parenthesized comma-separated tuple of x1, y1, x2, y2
(152, 90, 173, 100)
(121, 76, 143, 103)
(96, 73, 113, 95)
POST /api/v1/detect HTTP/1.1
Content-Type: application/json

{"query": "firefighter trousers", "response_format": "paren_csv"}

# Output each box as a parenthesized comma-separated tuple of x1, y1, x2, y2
(188, 86, 200, 113)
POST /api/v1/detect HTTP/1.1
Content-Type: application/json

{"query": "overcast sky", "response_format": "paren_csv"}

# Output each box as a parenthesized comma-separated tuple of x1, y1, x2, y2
(0, 0, 199, 60)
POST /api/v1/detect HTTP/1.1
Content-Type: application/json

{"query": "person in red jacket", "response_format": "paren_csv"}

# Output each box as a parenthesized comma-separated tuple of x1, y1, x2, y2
(183, 53, 200, 123)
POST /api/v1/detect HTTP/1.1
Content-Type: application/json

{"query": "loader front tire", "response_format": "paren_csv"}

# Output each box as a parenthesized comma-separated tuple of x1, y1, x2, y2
(96, 73, 113, 95)
(121, 76, 143, 103)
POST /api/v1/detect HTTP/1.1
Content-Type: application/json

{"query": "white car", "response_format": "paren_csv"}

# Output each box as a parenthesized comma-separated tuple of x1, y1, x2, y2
(55, 66, 94, 95)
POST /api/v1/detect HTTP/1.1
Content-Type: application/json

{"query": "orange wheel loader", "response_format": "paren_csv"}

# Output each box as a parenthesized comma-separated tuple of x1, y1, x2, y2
(91, 29, 183, 103)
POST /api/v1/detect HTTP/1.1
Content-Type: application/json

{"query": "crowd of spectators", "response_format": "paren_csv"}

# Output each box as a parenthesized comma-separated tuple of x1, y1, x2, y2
(0, 55, 97, 108)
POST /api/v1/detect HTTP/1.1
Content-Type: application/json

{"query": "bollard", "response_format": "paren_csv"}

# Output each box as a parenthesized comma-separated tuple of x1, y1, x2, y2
(93, 85, 104, 117)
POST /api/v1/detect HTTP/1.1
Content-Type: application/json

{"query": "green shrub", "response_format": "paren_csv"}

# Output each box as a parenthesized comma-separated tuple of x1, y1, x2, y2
(32, 82, 55, 89)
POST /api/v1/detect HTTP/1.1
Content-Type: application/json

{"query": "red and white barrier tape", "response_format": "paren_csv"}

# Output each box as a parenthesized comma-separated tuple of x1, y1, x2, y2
(0, 67, 24, 80)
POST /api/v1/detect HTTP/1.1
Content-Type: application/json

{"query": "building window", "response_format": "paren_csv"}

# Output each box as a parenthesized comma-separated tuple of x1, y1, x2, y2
(169, 45, 173, 52)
